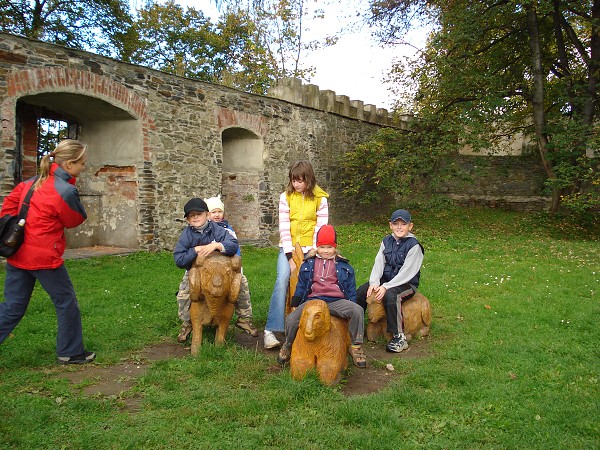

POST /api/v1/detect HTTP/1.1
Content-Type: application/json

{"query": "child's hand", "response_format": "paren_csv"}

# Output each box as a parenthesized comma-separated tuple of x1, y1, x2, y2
(367, 285, 386, 301)
(289, 259, 297, 272)
(374, 286, 387, 301)
(195, 242, 222, 257)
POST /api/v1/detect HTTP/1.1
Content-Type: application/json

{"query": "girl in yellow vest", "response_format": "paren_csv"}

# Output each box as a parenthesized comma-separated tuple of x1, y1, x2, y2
(263, 160, 329, 349)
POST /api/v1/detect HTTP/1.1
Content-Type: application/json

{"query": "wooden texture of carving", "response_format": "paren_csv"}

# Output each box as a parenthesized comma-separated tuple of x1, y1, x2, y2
(285, 242, 304, 317)
(290, 299, 351, 386)
(188, 252, 242, 355)
(366, 291, 432, 342)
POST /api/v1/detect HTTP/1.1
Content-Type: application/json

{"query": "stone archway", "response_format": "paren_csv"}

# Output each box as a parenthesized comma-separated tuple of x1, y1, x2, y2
(2, 67, 157, 250)
(221, 127, 263, 243)
(215, 108, 270, 245)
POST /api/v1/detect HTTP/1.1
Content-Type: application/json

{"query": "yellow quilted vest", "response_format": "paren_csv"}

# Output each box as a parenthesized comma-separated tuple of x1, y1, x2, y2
(286, 185, 329, 247)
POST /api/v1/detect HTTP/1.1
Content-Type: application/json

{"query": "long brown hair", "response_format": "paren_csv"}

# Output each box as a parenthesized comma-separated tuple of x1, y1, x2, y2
(285, 160, 317, 199)
(33, 139, 87, 190)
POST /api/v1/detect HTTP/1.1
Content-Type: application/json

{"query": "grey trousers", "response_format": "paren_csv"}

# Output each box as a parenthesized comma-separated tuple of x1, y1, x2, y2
(283, 299, 364, 347)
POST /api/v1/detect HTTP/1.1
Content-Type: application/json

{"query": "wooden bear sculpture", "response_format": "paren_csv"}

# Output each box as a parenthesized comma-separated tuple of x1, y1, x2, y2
(188, 252, 242, 356)
(290, 299, 351, 386)
(366, 291, 432, 342)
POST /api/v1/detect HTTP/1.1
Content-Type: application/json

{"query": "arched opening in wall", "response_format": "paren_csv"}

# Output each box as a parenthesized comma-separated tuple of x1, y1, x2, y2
(16, 94, 143, 249)
(221, 127, 263, 244)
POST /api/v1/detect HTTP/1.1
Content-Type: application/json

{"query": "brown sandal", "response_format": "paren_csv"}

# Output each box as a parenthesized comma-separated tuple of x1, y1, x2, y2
(349, 345, 367, 368)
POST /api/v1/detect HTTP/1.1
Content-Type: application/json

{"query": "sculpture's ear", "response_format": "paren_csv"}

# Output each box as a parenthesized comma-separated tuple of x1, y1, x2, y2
(321, 302, 332, 332)
(188, 267, 202, 302)
(366, 293, 376, 305)
(231, 255, 242, 272)
(229, 268, 242, 303)
(193, 253, 206, 267)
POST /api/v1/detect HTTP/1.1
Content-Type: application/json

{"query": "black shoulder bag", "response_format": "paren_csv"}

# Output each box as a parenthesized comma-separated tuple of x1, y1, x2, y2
(0, 181, 36, 257)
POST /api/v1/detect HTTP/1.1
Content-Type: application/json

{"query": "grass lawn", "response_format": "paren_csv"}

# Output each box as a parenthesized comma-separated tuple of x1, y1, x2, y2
(0, 207, 598, 449)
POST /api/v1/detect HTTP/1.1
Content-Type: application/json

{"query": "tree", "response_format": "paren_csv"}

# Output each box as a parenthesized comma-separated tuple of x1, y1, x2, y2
(367, 0, 599, 214)
(123, 1, 282, 93)
(214, 0, 334, 81)
(0, 0, 132, 57)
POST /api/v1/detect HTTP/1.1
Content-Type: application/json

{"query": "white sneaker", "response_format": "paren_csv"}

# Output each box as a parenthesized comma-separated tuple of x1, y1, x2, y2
(263, 330, 281, 349)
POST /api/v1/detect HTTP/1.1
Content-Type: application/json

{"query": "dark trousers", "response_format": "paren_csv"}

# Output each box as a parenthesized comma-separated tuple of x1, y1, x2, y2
(357, 281, 415, 335)
(0, 263, 85, 357)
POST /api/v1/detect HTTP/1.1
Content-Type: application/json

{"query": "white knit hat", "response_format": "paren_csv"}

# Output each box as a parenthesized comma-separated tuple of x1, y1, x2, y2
(204, 195, 225, 212)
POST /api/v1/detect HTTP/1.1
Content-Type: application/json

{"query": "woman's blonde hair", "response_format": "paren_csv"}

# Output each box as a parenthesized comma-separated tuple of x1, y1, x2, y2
(285, 160, 317, 199)
(33, 139, 87, 190)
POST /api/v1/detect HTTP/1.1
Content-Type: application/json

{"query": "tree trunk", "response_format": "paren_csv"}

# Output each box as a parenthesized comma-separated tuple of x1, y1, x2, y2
(527, 5, 560, 212)
(583, 0, 600, 133)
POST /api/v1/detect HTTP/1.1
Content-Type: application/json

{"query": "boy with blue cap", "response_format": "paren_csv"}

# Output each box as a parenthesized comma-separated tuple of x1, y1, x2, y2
(356, 209, 424, 353)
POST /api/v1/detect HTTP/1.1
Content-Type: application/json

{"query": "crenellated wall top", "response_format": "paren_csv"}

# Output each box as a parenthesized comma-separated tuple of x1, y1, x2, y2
(266, 77, 412, 129)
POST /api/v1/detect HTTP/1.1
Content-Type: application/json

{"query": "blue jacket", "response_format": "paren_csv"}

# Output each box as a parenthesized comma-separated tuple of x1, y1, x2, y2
(173, 221, 239, 270)
(214, 219, 241, 257)
(291, 252, 357, 307)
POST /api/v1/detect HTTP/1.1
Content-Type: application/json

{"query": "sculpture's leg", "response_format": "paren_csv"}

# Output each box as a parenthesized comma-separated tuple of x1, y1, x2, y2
(214, 318, 228, 346)
(317, 361, 343, 386)
(418, 326, 430, 337)
(290, 357, 314, 381)
(189, 301, 203, 356)
(366, 322, 378, 341)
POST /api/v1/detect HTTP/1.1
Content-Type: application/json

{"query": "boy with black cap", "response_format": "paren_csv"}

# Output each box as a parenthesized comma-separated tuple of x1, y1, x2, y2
(277, 224, 366, 368)
(356, 209, 424, 353)
(173, 198, 239, 342)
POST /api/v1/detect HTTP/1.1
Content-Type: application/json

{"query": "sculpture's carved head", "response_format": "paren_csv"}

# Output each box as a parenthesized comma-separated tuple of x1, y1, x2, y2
(366, 293, 385, 323)
(299, 300, 331, 342)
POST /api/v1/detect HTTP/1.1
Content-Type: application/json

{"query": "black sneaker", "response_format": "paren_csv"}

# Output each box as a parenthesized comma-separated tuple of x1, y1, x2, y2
(57, 351, 96, 365)
(386, 334, 408, 353)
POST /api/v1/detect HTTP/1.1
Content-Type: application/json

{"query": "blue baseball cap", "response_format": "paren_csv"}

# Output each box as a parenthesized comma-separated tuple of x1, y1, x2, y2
(389, 209, 412, 223)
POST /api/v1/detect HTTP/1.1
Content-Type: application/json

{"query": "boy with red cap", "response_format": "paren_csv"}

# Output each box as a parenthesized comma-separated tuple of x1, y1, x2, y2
(276, 224, 366, 368)
(356, 209, 424, 353)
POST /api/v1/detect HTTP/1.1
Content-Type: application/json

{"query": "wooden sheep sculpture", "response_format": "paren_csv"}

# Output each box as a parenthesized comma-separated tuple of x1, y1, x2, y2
(366, 291, 432, 342)
(290, 299, 351, 386)
(188, 252, 242, 356)
(285, 242, 304, 317)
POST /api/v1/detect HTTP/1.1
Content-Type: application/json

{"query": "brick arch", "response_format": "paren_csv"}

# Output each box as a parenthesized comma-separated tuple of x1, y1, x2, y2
(215, 107, 268, 138)
(3, 67, 154, 161)
(1, 67, 160, 250)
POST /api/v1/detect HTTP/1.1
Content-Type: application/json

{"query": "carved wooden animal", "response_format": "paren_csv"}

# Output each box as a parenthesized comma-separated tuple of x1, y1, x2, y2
(366, 291, 432, 342)
(285, 242, 304, 317)
(290, 300, 351, 386)
(188, 252, 242, 356)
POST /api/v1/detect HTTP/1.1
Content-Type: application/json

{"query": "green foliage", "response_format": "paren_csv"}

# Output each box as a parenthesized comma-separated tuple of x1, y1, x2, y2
(216, 0, 330, 80)
(0, 0, 132, 57)
(122, 2, 280, 93)
(339, 125, 458, 209)
(0, 209, 598, 448)
(0, 0, 325, 94)
(368, 0, 600, 214)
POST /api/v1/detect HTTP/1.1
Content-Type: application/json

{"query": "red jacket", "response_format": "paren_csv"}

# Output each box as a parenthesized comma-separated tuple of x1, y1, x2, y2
(0, 163, 87, 270)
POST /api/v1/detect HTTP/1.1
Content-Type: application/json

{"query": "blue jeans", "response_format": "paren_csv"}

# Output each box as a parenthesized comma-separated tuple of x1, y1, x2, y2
(265, 248, 291, 332)
(0, 263, 85, 357)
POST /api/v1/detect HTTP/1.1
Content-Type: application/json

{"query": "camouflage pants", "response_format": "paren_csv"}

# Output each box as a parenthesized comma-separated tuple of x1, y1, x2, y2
(176, 270, 253, 324)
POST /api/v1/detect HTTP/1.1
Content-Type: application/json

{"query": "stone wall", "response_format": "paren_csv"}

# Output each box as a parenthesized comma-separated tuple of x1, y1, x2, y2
(440, 155, 550, 211)
(0, 33, 552, 251)
(0, 33, 387, 250)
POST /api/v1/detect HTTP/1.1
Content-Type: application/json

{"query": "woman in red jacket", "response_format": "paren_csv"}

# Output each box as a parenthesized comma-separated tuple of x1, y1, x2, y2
(0, 139, 95, 364)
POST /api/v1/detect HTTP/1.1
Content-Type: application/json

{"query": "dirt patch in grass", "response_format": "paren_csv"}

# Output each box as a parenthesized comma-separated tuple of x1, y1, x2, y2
(59, 330, 431, 409)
